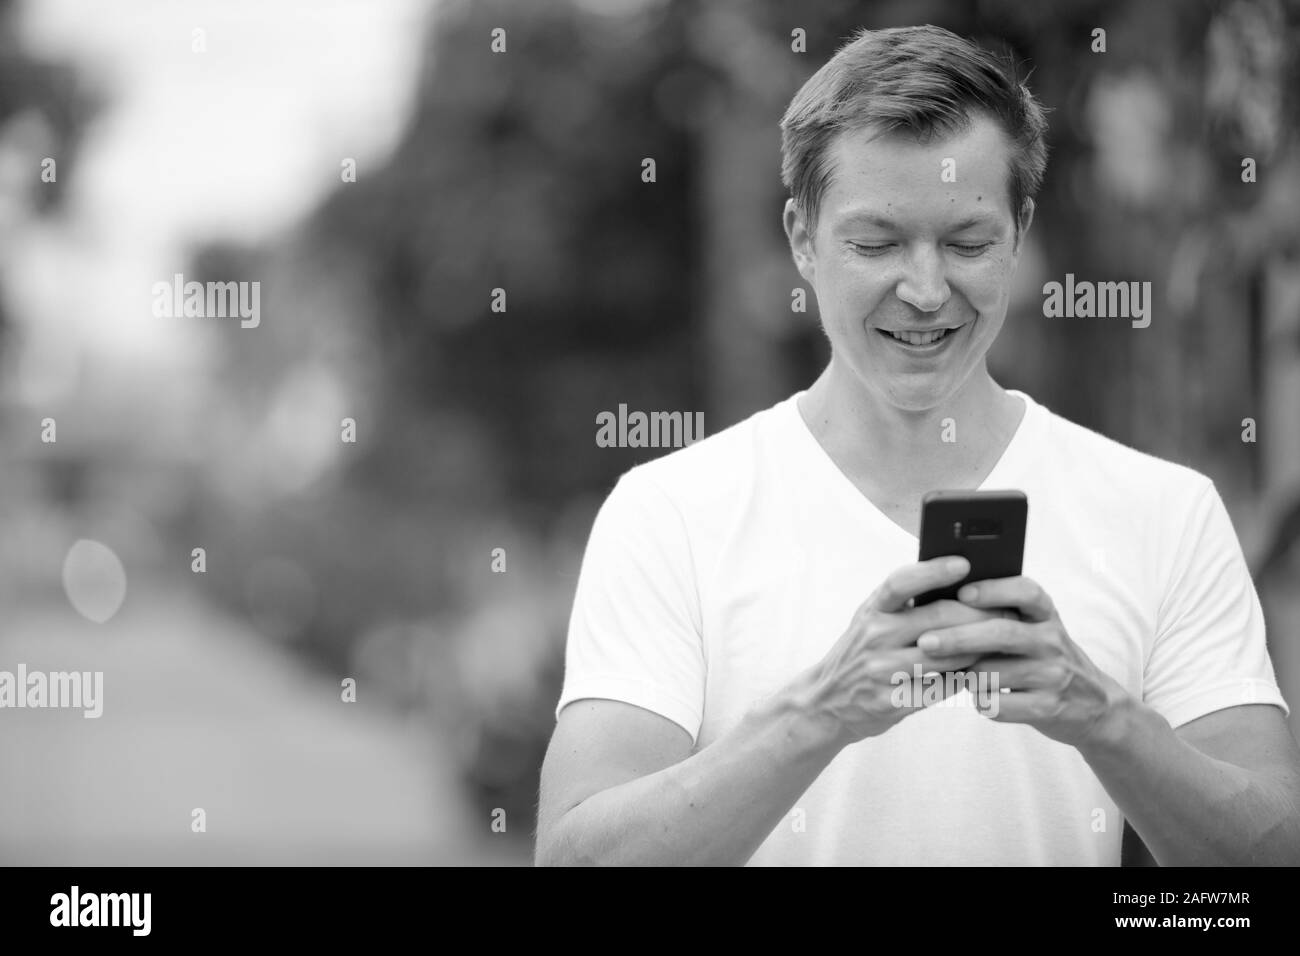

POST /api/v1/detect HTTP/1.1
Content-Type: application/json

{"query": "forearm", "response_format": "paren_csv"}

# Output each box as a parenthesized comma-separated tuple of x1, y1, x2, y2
(1082, 699, 1300, 865)
(538, 678, 843, 866)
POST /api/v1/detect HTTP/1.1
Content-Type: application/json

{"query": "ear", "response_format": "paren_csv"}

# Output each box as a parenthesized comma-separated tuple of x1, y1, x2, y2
(783, 198, 817, 284)
(1012, 198, 1035, 256)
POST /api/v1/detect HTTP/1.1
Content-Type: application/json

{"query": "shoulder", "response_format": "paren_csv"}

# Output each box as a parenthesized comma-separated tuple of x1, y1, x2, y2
(612, 393, 796, 511)
(1025, 392, 1216, 508)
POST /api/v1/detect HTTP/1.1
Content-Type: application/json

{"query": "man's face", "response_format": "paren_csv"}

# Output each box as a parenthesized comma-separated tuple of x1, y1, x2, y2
(786, 113, 1031, 412)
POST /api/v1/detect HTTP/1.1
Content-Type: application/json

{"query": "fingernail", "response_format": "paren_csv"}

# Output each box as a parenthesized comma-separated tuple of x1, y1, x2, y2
(917, 633, 940, 651)
(959, 585, 978, 602)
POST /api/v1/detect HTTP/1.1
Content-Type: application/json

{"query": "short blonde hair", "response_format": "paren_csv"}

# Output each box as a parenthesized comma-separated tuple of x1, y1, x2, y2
(780, 24, 1050, 234)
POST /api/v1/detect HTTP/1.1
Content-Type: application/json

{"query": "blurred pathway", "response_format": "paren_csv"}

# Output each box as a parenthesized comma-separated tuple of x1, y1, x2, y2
(0, 585, 527, 865)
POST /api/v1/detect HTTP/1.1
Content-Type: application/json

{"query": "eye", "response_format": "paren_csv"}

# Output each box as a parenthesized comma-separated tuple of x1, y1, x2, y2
(849, 242, 895, 257)
(950, 242, 992, 257)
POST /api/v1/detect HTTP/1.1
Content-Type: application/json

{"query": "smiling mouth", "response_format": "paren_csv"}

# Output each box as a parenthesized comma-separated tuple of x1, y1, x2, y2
(876, 326, 962, 347)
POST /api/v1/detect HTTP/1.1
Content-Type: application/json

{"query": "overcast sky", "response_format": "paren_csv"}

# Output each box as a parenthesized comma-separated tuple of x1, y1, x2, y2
(5, 0, 430, 397)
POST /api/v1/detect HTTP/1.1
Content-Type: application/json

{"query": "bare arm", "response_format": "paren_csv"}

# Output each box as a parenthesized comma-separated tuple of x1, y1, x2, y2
(1082, 702, 1300, 865)
(535, 680, 840, 867)
(929, 574, 1300, 865)
(535, 556, 994, 866)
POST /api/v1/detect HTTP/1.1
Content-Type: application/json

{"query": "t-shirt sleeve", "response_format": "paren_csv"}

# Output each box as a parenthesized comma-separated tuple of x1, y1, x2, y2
(554, 469, 706, 746)
(1144, 478, 1289, 729)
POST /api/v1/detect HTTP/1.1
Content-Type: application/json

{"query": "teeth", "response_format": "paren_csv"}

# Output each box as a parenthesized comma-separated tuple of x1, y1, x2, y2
(889, 328, 952, 346)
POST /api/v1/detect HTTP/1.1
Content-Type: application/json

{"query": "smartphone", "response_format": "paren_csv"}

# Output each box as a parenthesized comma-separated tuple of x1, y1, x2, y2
(913, 490, 1028, 606)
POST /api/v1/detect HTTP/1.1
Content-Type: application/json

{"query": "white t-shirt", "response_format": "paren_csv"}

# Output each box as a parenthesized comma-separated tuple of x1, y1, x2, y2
(554, 389, 1290, 865)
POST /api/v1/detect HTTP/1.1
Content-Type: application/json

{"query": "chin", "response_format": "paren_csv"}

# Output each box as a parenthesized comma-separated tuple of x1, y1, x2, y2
(865, 364, 969, 411)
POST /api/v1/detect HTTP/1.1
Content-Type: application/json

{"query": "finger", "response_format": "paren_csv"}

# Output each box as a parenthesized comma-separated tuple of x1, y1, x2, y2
(961, 656, 1071, 692)
(957, 575, 1055, 622)
(893, 646, 984, 674)
(868, 648, 982, 684)
(871, 557, 970, 613)
(880, 649, 989, 688)
(972, 689, 1058, 723)
(925, 666, 1002, 705)
(882, 669, 984, 713)
(915, 618, 1038, 658)
(869, 600, 1003, 653)
(907, 599, 1011, 635)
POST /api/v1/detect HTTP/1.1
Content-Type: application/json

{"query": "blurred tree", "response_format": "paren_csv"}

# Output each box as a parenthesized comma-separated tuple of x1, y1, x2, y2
(0, 0, 100, 352)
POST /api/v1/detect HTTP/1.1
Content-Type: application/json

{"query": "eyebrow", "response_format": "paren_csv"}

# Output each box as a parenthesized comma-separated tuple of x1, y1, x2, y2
(833, 211, 1004, 232)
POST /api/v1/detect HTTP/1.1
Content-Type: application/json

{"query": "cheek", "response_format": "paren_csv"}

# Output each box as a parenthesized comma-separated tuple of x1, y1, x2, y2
(821, 262, 884, 324)
(833, 255, 896, 300)
(961, 255, 1016, 313)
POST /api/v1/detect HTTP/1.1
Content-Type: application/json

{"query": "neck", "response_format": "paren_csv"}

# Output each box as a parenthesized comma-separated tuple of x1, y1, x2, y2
(797, 357, 1023, 493)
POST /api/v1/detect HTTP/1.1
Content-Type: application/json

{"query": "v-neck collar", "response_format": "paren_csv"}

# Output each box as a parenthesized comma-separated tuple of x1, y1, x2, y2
(780, 388, 1046, 544)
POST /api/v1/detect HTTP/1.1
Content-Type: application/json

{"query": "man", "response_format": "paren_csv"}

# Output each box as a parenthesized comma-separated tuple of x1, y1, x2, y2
(535, 25, 1300, 866)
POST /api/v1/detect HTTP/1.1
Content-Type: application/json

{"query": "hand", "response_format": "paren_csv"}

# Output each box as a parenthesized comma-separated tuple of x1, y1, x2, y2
(916, 575, 1132, 748)
(801, 556, 1012, 748)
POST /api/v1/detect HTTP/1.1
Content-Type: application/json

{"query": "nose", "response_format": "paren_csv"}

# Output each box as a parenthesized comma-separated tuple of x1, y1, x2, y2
(895, 245, 950, 314)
